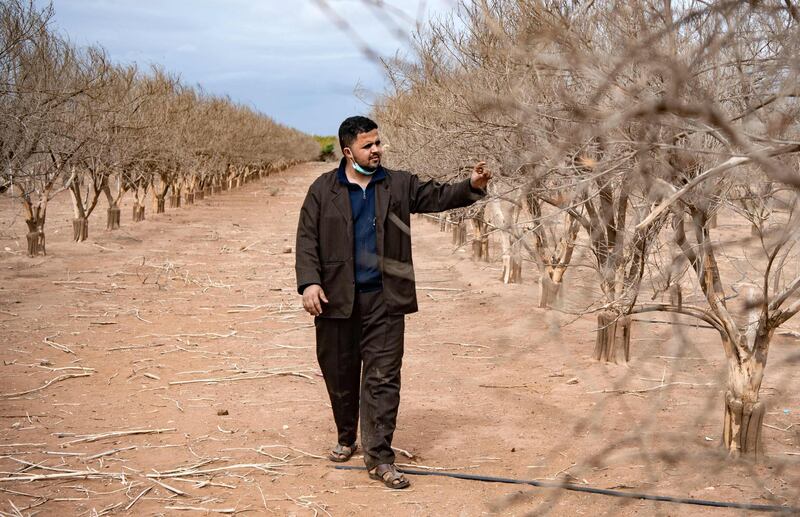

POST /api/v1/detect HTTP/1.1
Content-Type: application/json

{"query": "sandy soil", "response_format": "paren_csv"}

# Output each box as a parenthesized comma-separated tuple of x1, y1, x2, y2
(0, 162, 798, 516)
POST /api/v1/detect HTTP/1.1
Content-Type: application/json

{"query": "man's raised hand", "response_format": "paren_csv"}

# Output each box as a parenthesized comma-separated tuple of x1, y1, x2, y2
(470, 161, 493, 190)
(302, 284, 328, 316)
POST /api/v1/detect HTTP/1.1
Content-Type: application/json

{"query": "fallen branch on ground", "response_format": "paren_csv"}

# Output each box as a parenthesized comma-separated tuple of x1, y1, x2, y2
(588, 382, 715, 395)
(59, 428, 176, 446)
(0, 373, 91, 399)
(168, 370, 314, 385)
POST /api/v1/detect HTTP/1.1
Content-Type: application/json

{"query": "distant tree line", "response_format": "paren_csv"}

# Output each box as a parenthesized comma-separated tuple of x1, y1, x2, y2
(0, 0, 319, 255)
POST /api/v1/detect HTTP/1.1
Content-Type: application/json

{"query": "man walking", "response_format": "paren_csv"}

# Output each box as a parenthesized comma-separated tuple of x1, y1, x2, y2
(295, 116, 491, 489)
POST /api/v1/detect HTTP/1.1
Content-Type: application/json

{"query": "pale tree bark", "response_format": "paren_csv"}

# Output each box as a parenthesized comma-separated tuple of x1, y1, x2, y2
(488, 196, 523, 284)
(667, 208, 800, 457)
(131, 180, 148, 222)
(593, 311, 632, 363)
(102, 174, 128, 230)
(150, 170, 172, 214)
(451, 213, 467, 247)
(534, 212, 580, 309)
(18, 188, 48, 256)
(67, 163, 106, 242)
(470, 206, 490, 262)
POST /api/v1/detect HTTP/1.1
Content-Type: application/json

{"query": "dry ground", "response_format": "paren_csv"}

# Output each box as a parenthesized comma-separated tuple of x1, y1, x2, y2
(0, 162, 798, 516)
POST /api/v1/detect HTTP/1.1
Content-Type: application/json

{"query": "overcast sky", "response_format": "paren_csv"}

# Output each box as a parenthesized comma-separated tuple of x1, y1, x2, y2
(42, 0, 458, 135)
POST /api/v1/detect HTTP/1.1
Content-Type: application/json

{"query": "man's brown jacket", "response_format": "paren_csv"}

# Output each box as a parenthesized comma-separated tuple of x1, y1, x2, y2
(295, 165, 484, 318)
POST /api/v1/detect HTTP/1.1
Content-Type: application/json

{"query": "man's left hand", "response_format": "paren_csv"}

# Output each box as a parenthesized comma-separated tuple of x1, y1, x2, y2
(470, 161, 492, 191)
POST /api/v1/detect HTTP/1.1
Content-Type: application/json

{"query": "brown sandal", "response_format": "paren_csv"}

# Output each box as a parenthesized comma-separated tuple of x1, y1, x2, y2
(329, 442, 357, 463)
(368, 463, 410, 489)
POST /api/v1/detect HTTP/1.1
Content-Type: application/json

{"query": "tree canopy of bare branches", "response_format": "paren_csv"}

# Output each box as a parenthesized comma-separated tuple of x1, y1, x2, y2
(0, 0, 319, 253)
(375, 0, 800, 458)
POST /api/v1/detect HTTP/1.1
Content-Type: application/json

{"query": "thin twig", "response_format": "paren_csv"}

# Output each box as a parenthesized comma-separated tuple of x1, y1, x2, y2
(0, 373, 91, 398)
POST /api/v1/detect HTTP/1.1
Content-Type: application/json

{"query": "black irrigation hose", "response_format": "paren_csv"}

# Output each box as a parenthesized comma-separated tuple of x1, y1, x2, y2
(335, 465, 799, 513)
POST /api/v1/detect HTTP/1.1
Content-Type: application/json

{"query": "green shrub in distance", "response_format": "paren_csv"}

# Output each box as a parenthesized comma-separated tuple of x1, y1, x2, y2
(313, 135, 337, 161)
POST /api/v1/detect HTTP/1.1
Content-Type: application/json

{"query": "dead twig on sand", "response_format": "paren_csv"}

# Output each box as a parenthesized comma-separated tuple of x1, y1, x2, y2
(392, 446, 416, 460)
(150, 478, 188, 496)
(254, 445, 327, 460)
(168, 370, 314, 386)
(276, 492, 332, 517)
(396, 462, 478, 471)
(58, 428, 176, 446)
(480, 383, 537, 389)
(764, 423, 796, 433)
(84, 446, 138, 461)
(107, 343, 166, 351)
(134, 331, 237, 340)
(147, 462, 288, 479)
(240, 240, 262, 252)
(43, 334, 74, 354)
(588, 382, 715, 395)
(441, 341, 489, 349)
(164, 506, 238, 514)
(0, 470, 125, 482)
(124, 486, 152, 511)
(0, 373, 91, 399)
(169, 477, 236, 489)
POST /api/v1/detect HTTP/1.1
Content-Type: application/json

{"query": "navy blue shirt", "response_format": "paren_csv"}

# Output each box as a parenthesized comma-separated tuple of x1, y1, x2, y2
(337, 159, 385, 292)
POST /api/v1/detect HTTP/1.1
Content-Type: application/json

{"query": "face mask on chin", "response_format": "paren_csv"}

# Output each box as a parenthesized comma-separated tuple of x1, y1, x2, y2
(352, 160, 377, 176)
(346, 149, 378, 176)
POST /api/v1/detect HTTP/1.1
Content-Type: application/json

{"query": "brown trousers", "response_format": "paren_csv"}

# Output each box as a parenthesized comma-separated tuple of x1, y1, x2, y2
(314, 289, 405, 470)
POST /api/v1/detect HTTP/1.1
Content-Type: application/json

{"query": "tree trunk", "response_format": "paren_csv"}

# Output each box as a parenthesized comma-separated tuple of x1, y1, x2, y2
(593, 311, 632, 363)
(501, 252, 522, 284)
(722, 354, 766, 458)
(499, 231, 522, 284)
(667, 284, 684, 338)
(106, 207, 120, 230)
(439, 216, 448, 232)
(669, 283, 682, 309)
(72, 218, 88, 242)
(26, 231, 43, 256)
(185, 192, 194, 205)
(25, 218, 45, 257)
(68, 180, 92, 243)
(155, 196, 166, 214)
(538, 274, 562, 309)
(470, 218, 489, 261)
(196, 190, 204, 201)
(132, 203, 145, 222)
(102, 181, 125, 231)
(169, 194, 180, 208)
(452, 220, 467, 246)
(723, 391, 765, 458)
(489, 198, 522, 284)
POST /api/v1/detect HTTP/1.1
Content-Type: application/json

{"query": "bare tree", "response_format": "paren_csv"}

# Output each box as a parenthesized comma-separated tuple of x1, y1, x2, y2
(375, 0, 800, 457)
(1, 3, 86, 254)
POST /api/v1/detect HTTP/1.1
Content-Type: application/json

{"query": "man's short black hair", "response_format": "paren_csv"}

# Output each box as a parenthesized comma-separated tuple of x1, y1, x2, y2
(338, 116, 378, 152)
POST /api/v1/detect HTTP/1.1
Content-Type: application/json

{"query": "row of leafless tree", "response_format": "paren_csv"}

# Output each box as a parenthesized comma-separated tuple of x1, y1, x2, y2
(0, 1, 319, 255)
(375, 0, 800, 457)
